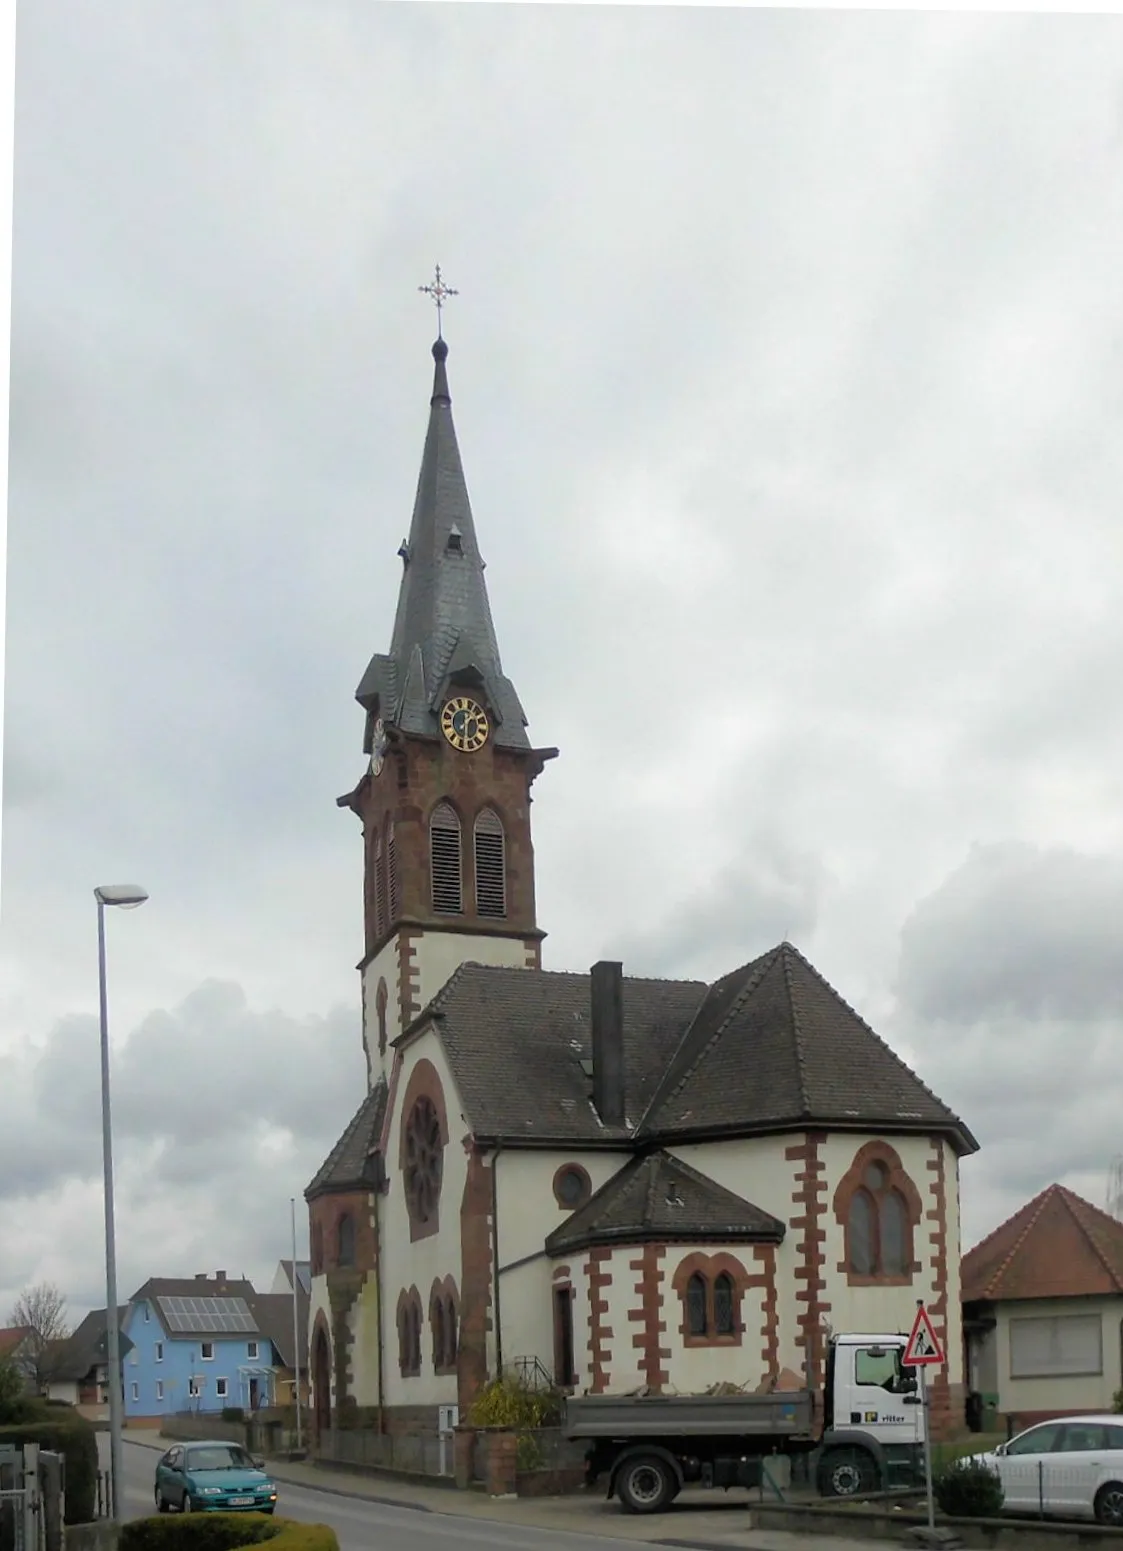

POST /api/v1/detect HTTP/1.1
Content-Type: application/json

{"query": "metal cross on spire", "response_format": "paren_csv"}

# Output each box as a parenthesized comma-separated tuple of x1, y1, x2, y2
(418, 264, 458, 339)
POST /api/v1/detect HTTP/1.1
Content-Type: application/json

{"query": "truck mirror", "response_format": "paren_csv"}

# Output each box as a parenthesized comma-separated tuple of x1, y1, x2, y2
(866, 1347, 886, 1358)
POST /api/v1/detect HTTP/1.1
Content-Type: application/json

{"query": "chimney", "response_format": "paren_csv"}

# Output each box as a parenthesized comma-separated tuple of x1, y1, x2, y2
(215, 1270, 226, 1283)
(590, 961, 625, 1127)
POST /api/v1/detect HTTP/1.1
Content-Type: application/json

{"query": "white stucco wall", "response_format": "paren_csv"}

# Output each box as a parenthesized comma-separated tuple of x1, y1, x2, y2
(494, 1148, 630, 1383)
(996, 1296, 1123, 1417)
(362, 931, 530, 1087)
(380, 1029, 470, 1408)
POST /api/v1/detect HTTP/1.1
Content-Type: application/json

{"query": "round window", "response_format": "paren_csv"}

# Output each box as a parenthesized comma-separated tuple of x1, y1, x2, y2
(554, 1164, 590, 1209)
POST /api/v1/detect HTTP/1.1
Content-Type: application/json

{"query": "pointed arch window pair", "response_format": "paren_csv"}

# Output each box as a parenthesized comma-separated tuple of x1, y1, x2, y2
(429, 804, 506, 917)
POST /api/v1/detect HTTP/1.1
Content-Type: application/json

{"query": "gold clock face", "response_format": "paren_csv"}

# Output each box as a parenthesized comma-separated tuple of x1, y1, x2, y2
(440, 696, 489, 752)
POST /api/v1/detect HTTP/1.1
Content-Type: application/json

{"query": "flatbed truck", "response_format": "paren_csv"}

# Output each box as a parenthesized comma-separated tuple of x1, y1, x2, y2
(563, 1332, 926, 1513)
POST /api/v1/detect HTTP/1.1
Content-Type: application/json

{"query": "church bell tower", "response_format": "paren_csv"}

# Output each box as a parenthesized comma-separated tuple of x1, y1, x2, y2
(338, 316, 557, 1085)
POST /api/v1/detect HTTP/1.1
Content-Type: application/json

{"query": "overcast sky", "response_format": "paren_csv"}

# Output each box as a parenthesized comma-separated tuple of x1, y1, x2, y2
(4, 1, 1123, 1325)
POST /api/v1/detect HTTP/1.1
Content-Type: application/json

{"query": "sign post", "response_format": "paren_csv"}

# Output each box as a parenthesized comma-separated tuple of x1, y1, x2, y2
(902, 1300, 945, 1535)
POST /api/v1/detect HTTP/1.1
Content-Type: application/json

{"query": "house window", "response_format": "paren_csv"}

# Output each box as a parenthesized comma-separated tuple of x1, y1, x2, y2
(188, 1377, 202, 1398)
(473, 808, 506, 917)
(337, 1213, 356, 1268)
(200, 1342, 214, 1361)
(397, 1290, 422, 1377)
(1010, 1315, 1103, 1378)
(834, 1142, 922, 1285)
(216, 1378, 228, 1399)
(154, 1343, 164, 1362)
(247, 1342, 259, 1360)
(143, 1304, 150, 1323)
(156, 1381, 164, 1402)
(130, 1383, 139, 1401)
(673, 1254, 748, 1346)
(430, 803, 463, 914)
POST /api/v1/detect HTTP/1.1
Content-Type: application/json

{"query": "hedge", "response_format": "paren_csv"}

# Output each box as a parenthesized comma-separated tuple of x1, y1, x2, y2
(120, 1517, 338, 1551)
(0, 1416, 98, 1525)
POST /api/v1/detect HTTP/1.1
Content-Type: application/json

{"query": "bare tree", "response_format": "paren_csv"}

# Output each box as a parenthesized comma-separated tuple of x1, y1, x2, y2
(7, 1282, 71, 1392)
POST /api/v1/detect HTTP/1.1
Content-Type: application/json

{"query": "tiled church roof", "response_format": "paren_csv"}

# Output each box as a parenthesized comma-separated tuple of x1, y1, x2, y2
(962, 1184, 1123, 1303)
(545, 1151, 786, 1255)
(305, 1077, 387, 1199)
(404, 945, 974, 1153)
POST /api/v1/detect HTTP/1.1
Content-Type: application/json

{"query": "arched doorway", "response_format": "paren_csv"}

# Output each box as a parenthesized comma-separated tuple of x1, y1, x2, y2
(312, 1322, 331, 1443)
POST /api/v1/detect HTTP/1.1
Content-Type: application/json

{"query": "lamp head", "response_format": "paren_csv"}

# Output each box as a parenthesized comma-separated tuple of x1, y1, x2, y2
(94, 885, 149, 910)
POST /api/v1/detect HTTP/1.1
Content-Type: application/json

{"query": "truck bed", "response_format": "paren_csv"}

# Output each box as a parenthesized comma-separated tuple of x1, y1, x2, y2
(563, 1390, 816, 1440)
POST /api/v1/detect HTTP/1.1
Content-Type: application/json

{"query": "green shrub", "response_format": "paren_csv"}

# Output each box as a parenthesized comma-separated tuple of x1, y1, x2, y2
(0, 1359, 25, 1418)
(120, 1517, 337, 1551)
(934, 1457, 1005, 1518)
(466, 1376, 561, 1430)
(0, 1415, 99, 1525)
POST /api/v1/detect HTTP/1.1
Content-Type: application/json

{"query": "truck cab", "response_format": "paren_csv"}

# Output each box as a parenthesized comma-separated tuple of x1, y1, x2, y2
(816, 1333, 924, 1497)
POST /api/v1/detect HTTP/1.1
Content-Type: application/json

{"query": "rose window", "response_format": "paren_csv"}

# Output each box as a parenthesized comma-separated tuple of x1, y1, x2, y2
(405, 1097, 443, 1223)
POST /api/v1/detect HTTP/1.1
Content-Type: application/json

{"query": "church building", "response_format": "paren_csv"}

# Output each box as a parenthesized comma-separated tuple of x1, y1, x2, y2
(305, 328, 978, 1454)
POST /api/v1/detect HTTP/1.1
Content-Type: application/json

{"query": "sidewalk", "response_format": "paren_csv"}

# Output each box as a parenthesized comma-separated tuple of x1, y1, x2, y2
(121, 1429, 881, 1550)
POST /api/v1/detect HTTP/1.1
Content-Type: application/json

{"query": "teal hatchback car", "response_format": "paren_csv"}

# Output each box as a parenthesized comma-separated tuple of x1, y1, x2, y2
(154, 1442, 278, 1514)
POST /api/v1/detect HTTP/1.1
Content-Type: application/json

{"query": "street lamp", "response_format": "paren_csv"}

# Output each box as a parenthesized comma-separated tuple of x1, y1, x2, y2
(95, 883, 148, 1520)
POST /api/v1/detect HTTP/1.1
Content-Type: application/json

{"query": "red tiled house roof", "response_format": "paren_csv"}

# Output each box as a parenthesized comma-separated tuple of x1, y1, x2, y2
(963, 1184, 1123, 1303)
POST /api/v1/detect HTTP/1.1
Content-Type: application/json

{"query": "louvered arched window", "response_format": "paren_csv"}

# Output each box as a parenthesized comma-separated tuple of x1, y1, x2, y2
(373, 832, 386, 938)
(430, 803, 463, 914)
(474, 808, 506, 918)
(387, 820, 401, 919)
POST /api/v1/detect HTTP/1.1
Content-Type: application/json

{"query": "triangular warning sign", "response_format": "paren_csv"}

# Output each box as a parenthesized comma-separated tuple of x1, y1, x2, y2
(903, 1304, 944, 1366)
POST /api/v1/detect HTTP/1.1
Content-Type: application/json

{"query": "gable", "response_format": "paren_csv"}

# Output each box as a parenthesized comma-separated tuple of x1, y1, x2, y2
(963, 1184, 1123, 1303)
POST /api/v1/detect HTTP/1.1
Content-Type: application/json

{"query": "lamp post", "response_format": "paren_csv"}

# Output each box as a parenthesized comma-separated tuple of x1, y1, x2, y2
(95, 883, 148, 1520)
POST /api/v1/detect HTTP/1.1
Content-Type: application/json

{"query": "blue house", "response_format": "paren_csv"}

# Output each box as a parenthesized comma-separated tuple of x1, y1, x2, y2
(123, 1273, 285, 1423)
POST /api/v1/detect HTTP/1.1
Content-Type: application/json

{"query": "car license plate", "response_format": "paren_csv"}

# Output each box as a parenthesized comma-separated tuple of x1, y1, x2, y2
(228, 1497, 253, 1506)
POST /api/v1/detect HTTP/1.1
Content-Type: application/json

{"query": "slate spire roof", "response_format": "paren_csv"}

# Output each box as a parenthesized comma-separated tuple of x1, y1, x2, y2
(545, 1151, 786, 1255)
(962, 1184, 1123, 1303)
(354, 338, 530, 750)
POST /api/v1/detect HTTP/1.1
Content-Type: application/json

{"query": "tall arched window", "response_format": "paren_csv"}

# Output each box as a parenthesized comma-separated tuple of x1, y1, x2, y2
(376, 978, 389, 1058)
(686, 1273, 707, 1336)
(713, 1273, 735, 1335)
(311, 1222, 324, 1277)
(835, 1144, 921, 1284)
(373, 832, 386, 938)
(474, 808, 506, 918)
(430, 803, 463, 914)
(337, 1213, 355, 1269)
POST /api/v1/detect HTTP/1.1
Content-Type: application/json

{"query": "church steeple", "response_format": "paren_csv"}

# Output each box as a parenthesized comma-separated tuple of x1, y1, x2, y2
(355, 338, 529, 753)
(340, 319, 556, 1085)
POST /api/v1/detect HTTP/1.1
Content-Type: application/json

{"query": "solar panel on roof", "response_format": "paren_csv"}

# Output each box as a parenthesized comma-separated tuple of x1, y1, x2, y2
(156, 1295, 256, 1334)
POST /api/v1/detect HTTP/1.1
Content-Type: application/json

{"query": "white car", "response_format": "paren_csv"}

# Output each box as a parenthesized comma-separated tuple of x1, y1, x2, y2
(969, 1415, 1123, 1525)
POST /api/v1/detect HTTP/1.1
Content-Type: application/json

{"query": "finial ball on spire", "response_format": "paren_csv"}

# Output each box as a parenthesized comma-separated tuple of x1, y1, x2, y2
(432, 338, 449, 362)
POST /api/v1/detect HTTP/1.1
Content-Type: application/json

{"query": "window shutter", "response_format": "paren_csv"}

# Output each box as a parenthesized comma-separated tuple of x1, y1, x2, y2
(387, 822, 401, 919)
(373, 833, 386, 937)
(430, 803, 463, 913)
(474, 809, 507, 918)
(1010, 1315, 1103, 1378)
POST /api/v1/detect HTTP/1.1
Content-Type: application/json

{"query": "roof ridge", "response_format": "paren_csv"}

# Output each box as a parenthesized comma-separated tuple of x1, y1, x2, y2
(1059, 1187, 1123, 1292)
(779, 945, 811, 1115)
(981, 1183, 1059, 1299)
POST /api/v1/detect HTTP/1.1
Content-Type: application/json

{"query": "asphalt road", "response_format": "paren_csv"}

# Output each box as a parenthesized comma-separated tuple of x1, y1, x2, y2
(110, 1440, 671, 1551)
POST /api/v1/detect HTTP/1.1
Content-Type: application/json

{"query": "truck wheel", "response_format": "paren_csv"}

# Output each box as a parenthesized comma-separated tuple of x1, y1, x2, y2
(818, 1448, 877, 1498)
(616, 1454, 676, 1513)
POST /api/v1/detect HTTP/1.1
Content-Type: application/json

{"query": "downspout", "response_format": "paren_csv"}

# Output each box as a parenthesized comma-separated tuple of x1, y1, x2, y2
(491, 1142, 503, 1378)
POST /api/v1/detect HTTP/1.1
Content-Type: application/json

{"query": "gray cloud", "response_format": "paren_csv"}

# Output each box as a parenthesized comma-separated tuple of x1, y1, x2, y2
(6, 3, 1123, 1309)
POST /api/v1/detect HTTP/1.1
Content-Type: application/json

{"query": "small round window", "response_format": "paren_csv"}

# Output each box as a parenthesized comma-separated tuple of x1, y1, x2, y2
(553, 1163, 591, 1210)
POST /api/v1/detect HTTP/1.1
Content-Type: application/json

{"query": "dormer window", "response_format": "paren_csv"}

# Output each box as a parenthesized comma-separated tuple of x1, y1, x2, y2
(446, 524, 463, 554)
